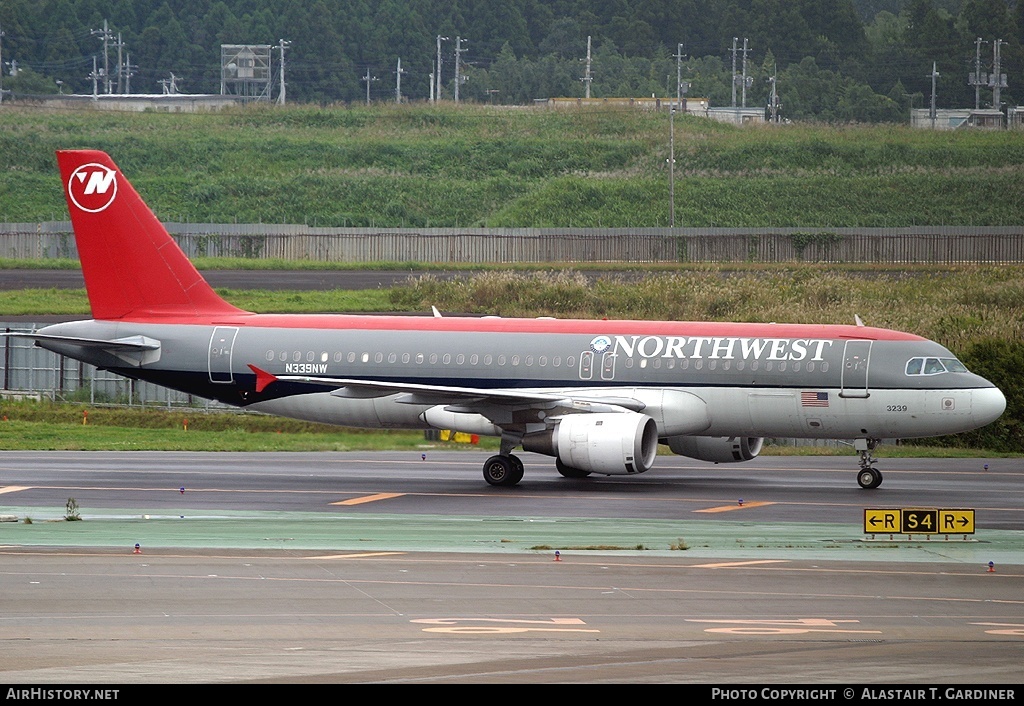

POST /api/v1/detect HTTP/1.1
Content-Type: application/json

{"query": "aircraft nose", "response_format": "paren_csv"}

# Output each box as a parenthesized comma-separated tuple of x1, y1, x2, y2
(974, 386, 1007, 427)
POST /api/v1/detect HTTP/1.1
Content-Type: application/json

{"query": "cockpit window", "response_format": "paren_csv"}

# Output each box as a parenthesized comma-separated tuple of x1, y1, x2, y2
(942, 358, 969, 373)
(905, 357, 969, 376)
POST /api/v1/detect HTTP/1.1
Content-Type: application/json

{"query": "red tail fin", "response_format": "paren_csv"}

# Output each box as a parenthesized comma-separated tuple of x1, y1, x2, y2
(57, 150, 247, 321)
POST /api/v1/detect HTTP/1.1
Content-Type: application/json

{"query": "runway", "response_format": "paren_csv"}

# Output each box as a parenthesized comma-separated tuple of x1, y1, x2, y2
(0, 452, 1022, 684)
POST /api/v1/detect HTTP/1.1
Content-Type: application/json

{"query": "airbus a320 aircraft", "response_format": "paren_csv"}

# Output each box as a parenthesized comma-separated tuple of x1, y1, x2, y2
(16, 150, 1006, 489)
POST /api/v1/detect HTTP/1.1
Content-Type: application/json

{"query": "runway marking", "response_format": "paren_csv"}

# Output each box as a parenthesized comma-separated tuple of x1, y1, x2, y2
(413, 618, 600, 634)
(691, 560, 790, 568)
(972, 622, 1024, 637)
(306, 552, 406, 560)
(332, 493, 405, 506)
(0, 486, 31, 495)
(694, 501, 775, 513)
(686, 618, 882, 635)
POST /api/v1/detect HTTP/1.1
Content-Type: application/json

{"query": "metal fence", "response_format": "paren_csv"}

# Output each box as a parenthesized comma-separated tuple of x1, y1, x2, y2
(3, 223, 1024, 264)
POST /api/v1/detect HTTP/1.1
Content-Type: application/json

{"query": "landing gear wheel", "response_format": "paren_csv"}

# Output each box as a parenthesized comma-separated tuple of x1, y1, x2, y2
(857, 467, 883, 489)
(556, 458, 591, 479)
(483, 455, 521, 487)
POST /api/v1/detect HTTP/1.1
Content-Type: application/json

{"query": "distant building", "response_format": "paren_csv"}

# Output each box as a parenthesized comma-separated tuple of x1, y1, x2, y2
(30, 93, 243, 113)
(705, 106, 766, 125)
(545, 96, 710, 114)
(911, 107, 1005, 130)
(1008, 107, 1024, 130)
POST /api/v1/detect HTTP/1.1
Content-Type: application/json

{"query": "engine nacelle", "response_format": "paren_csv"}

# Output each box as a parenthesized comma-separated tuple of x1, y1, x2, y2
(522, 412, 659, 475)
(666, 435, 764, 463)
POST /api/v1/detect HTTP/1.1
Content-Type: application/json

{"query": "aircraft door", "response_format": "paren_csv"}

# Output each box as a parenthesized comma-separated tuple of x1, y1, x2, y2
(601, 352, 616, 380)
(840, 340, 871, 398)
(208, 327, 239, 384)
(579, 351, 594, 380)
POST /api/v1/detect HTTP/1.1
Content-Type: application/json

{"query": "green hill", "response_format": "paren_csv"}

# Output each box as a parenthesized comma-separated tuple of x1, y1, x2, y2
(2, 103, 1024, 228)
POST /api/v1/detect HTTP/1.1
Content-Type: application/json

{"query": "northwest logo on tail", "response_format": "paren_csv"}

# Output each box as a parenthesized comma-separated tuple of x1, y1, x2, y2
(67, 163, 118, 213)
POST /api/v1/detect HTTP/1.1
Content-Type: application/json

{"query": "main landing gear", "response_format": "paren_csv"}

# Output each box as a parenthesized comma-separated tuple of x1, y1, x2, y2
(482, 454, 525, 486)
(855, 437, 883, 489)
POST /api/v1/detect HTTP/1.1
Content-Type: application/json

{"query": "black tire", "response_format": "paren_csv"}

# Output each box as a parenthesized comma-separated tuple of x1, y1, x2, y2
(857, 467, 882, 489)
(483, 455, 520, 486)
(556, 458, 591, 479)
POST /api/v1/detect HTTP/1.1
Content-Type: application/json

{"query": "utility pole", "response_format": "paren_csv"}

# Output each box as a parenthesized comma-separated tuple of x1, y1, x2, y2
(92, 19, 113, 94)
(970, 37, 988, 110)
(731, 37, 738, 107)
(277, 39, 290, 105)
(0, 21, 5, 104)
(582, 35, 592, 99)
(395, 57, 406, 103)
(124, 53, 135, 94)
(741, 38, 749, 107)
(454, 36, 467, 102)
(435, 35, 448, 101)
(114, 33, 125, 93)
(362, 67, 378, 104)
(89, 56, 101, 99)
(674, 43, 686, 111)
(991, 39, 1007, 112)
(768, 64, 780, 122)
(669, 105, 676, 227)
(274, 39, 290, 104)
(929, 62, 939, 129)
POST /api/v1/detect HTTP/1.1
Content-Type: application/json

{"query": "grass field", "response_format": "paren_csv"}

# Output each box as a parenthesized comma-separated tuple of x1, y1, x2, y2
(2, 103, 1024, 227)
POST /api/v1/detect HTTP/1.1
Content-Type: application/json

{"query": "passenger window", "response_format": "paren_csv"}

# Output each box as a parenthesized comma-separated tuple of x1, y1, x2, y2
(906, 358, 923, 375)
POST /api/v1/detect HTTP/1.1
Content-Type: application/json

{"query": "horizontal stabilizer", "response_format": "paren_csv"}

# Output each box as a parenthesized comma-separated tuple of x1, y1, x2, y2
(5, 332, 162, 367)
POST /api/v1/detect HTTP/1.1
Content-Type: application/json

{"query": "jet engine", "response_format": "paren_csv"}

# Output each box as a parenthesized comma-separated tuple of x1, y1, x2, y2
(666, 435, 764, 463)
(522, 412, 659, 475)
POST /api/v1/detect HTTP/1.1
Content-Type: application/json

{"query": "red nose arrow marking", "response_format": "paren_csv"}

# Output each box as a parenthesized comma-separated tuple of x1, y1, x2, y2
(248, 365, 279, 393)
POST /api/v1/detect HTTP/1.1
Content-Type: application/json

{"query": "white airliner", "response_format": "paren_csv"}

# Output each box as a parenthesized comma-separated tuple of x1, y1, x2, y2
(14, 150, 1007, 489)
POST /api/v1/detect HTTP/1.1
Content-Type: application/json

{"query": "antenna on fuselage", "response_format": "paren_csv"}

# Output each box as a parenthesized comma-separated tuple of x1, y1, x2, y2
(855, 314, 865, 327)
(431, 306, 442, 318)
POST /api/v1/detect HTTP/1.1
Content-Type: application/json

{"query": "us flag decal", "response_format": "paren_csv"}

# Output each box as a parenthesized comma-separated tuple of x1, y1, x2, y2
(801, 391, 829, 407)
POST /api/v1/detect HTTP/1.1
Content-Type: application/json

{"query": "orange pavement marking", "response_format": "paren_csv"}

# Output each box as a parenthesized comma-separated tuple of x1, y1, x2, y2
(694, 501, 775, 513)
(332, 493, 405, 506)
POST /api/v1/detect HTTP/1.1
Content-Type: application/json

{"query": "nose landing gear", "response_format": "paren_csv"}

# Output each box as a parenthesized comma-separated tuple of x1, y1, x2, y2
(855, 437, 883, 489)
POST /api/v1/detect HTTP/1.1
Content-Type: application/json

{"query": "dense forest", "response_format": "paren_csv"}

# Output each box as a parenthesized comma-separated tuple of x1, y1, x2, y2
(0, 0, 1022, 121)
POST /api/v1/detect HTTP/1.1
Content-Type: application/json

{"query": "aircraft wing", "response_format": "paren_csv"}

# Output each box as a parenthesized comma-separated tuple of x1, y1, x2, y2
(249, 365, 646, 414)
